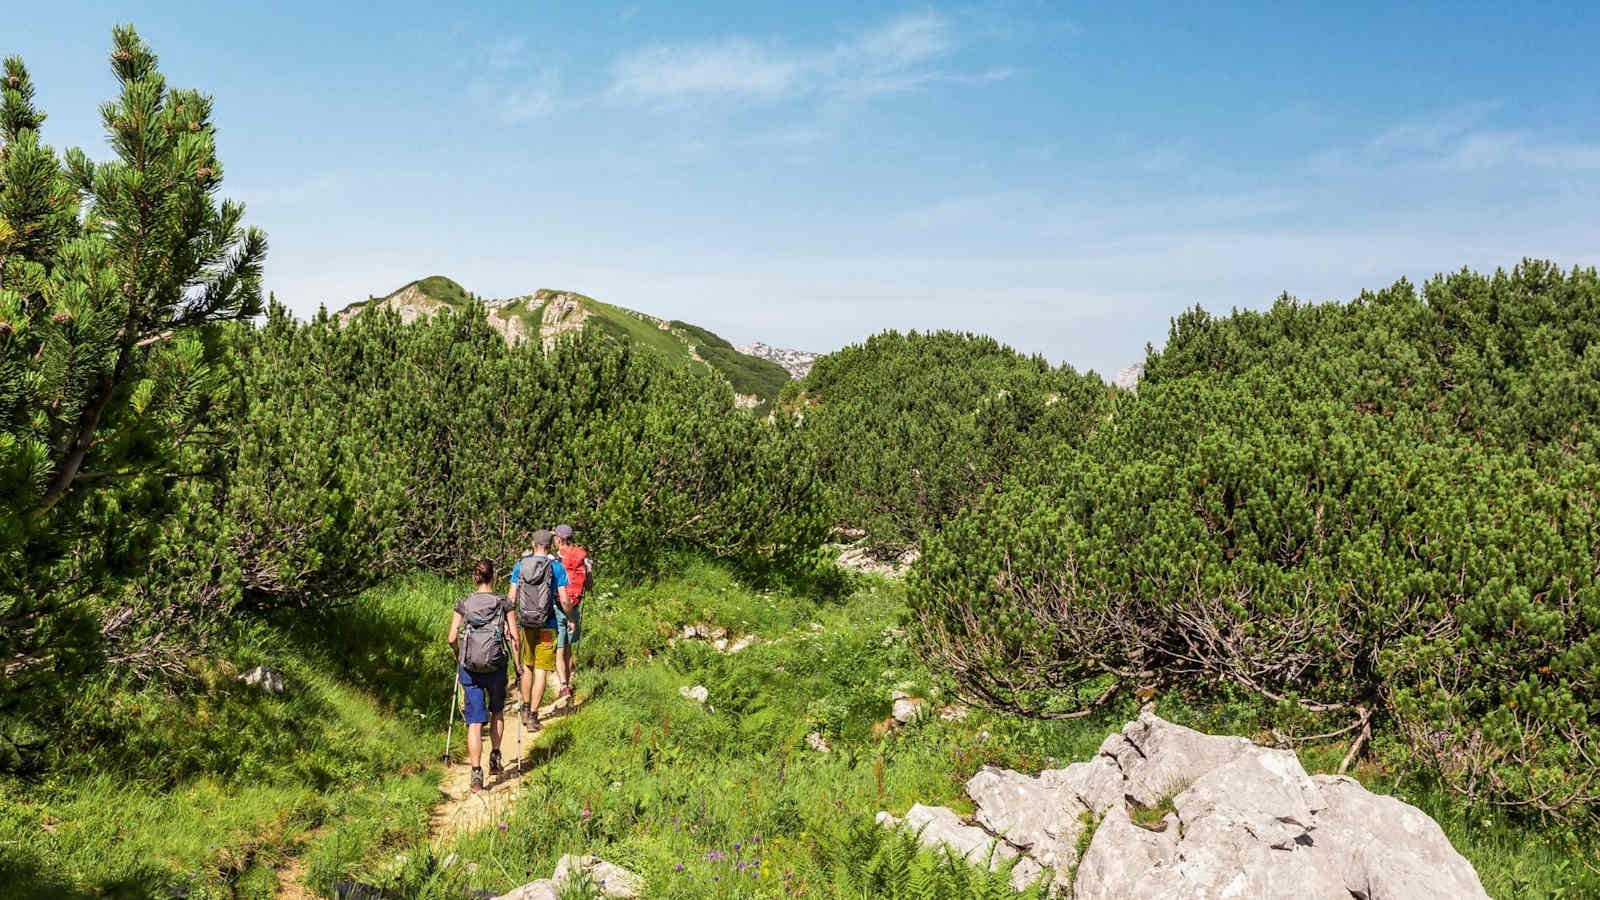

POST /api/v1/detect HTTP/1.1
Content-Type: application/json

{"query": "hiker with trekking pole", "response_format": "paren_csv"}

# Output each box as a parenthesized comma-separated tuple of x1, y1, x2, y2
(445, 558, 517, 793)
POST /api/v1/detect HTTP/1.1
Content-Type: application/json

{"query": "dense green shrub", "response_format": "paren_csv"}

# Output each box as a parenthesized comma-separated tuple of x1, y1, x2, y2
(787, 331, 1112, 555)
(220, 302, 826, 604)
(911, 263, 1600, 819)
(1145, 261, 1600, 458)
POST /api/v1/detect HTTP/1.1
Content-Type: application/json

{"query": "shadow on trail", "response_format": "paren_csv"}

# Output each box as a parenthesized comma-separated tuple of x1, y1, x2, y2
(522, 731, 574, 770)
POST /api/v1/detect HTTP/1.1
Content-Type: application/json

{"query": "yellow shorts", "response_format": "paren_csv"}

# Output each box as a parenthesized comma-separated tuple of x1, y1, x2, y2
(518, 627, 558, 671)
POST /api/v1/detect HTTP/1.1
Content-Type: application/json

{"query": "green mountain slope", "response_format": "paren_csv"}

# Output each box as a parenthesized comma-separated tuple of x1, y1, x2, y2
(337, 277, 791, 407)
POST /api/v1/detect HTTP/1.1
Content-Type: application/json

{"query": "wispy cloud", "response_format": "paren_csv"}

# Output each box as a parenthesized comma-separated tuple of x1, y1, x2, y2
(1438, 130, 1600, 171)
(851, 12, 952, 67)
(1367, 100, 1500, 151)
(468, 34, 563, 123)
(1308, 101, 1600, 176)
(606, 12, 1005, 109)
(610, 38, 806, 104)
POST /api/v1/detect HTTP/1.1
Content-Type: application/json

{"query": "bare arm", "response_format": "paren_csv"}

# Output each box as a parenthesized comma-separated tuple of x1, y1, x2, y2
(507, 583, 521, 646)
(447, 611, 463, 654)
(558, 585, 574, 618)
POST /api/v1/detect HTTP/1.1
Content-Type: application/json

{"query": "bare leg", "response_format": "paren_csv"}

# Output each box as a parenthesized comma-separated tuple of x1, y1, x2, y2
(489, 712, 504, 751)
(530, 668, 548, 712)
(520, 665, 535, 711)
(555, 647, 570, 692)
(466, 722, 483, 768)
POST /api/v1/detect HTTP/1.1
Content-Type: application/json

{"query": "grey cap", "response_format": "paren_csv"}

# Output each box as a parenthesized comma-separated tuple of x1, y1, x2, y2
(531, 528, 554, 548)
(554, 524, 574, 540)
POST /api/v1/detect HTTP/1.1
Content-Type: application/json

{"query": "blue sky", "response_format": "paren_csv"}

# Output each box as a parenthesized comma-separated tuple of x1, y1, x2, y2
(14, 2, 1600, 376)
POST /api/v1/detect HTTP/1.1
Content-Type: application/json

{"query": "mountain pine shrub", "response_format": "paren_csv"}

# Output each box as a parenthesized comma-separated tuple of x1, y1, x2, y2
(786, 330, 1113, 555)
(0, 27, 265, 707)
(911, 263, 1600, 819)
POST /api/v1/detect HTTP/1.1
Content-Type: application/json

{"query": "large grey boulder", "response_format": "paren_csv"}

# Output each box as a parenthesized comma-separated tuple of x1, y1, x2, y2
(1073, 806, 1179, 900)
(1172, 746, 1326, 851)
(1042, 755, 1125, 816)
(889, 713, 1490, 900)
(1310, 774, 1490, 900)
(1097, 711, 1254, 807)
(1104, 748, 1348, 899)
(968, 765, 1094, 871)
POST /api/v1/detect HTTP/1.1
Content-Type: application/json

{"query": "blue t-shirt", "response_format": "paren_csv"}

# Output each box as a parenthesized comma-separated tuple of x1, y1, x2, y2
(511, 554, 569, 627)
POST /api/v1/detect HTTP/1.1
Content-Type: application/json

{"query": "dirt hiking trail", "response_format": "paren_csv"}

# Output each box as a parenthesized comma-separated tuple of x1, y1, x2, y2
(273, 688, 582, 898)
(430, 690, 584, 840)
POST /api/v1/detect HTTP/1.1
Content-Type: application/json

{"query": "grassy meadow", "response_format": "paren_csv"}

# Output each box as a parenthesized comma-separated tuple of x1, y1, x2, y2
(3, 557, 1594, 898)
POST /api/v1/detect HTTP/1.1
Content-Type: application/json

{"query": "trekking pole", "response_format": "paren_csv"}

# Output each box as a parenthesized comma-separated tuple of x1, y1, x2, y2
(443, 669, 459, 765)
(508, 653, 523, 776)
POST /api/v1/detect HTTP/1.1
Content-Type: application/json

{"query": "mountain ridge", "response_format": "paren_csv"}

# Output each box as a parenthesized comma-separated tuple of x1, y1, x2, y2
(336, 276, 791, 408)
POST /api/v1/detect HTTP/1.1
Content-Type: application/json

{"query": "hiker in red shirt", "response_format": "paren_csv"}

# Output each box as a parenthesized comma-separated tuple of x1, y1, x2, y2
(553, 524, 591, 701)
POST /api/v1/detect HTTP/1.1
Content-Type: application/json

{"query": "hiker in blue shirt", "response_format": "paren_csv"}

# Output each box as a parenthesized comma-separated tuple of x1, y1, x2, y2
(509, 529, 571, 729)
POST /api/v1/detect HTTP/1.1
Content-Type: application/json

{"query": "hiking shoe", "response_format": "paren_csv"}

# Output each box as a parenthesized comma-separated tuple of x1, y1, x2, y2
(558, 684, 573, 704)
(488, 749, 503, 776)
(523, 707, 540, 729)
(470, 767, 484, 792)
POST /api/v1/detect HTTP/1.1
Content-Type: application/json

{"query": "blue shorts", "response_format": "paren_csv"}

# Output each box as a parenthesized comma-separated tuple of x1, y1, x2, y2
(555, 604, 581, 648)
(458, 666, 506, 724)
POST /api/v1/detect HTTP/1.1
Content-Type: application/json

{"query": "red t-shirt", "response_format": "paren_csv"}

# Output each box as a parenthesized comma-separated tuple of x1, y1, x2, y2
(559, 545, 588, 603)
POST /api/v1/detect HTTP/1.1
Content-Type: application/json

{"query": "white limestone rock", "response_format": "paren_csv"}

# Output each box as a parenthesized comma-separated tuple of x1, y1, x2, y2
(551, 854, 643, 899)
(239, 666, 286, 694)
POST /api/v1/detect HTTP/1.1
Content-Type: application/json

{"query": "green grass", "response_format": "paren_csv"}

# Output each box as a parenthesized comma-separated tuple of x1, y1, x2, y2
(410, 275, 471, 307)
(402, 560, 1598, 899)
(585, 300, 695, 364)
(0, 575, 459, 898)
(3, 558, 1595, 898)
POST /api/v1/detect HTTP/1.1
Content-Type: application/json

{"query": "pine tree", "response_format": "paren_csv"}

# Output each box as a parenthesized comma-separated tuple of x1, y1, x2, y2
(1, 26, 265, 682)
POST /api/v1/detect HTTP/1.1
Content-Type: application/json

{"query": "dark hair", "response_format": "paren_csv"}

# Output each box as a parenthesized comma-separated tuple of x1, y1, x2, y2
(472, 558, 494, 585)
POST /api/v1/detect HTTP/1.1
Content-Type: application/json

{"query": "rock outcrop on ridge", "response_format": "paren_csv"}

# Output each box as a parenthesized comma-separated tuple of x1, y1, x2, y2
(880, 712, 1490, 899)
(736, 341, 818, 379)
(1113, 361, 1144, 391)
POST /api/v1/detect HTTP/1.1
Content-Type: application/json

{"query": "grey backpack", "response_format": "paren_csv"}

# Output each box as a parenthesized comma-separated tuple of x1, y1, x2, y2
(458, 592, 509, 673)
(515, 554, 557, 628)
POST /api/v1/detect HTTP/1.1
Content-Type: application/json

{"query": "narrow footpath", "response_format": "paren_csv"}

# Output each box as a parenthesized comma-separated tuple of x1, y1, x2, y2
(274, 690, 581, 898)
(430, 691, 582, 840)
